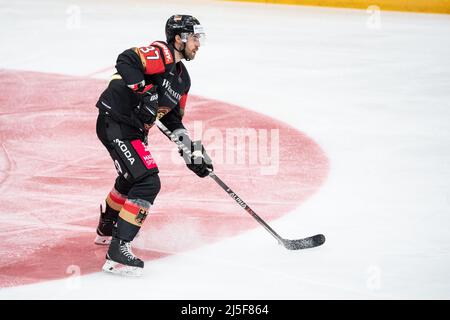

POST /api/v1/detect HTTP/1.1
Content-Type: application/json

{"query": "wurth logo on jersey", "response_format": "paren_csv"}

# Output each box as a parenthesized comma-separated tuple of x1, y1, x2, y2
(161, 78, 182, 103)
(152, 42, 173, 64)
(114, 139, 135, 165)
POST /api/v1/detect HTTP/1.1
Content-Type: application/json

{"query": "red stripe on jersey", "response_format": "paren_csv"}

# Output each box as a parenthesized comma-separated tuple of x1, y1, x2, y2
(128, 82, 141, 91)
(141, 84, 154, 93)
(138, 45, 165, 75)
(179, 93, 188, 109)
(152, 41, 174, 65)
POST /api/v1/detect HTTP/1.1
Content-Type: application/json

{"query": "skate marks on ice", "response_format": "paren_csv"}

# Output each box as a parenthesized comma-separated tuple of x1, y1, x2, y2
(0, 70, 329, 287)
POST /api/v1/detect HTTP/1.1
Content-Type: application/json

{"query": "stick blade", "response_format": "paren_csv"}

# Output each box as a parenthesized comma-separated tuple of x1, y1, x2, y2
(282, 234, 326, 250)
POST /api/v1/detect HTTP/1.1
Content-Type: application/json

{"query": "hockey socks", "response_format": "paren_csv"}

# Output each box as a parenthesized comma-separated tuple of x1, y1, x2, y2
(116, 198, 150, 241)
(106, 188, 127, 212)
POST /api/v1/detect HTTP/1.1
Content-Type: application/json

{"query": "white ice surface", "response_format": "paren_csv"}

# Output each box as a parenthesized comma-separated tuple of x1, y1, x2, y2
(1, 0, 450, 299)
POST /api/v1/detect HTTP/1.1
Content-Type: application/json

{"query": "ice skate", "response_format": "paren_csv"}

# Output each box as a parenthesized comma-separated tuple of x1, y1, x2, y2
(102, 237, 144, 276)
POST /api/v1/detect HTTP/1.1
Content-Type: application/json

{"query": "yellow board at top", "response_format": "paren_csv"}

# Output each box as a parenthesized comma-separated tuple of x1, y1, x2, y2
(224, 0, 450, 14)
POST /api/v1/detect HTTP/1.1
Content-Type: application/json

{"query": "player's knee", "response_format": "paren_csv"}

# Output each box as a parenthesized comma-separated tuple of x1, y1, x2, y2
(150, 173, 161, 196)
(128, 173, 161, 204)
(114, 175, 133, 195)
(141, 173, 161, 201)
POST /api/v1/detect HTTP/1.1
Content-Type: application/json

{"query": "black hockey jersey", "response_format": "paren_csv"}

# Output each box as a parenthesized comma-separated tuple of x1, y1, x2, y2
(96, 41, 190, 139)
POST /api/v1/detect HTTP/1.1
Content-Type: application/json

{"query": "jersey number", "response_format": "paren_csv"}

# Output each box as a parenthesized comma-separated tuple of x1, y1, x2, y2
(139, 46, 160, 60)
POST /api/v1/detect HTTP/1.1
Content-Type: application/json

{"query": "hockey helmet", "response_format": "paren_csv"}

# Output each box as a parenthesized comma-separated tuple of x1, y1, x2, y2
(165, 15, 205, 44)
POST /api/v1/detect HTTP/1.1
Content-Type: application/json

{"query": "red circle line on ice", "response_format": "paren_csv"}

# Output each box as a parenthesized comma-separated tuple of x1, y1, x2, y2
(0, 70, 329, 287)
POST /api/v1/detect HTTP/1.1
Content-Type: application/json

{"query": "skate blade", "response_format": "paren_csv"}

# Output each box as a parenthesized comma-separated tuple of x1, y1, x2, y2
(94, 235, 111, 245)
(102, 259, 143, 277)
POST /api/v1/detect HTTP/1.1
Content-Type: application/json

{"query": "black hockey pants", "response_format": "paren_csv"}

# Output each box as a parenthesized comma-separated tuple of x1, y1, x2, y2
(96, 112, 161, 204)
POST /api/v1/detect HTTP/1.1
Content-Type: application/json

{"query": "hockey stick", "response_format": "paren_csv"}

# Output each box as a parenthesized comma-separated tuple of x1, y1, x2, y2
(155, 120, 325, 250)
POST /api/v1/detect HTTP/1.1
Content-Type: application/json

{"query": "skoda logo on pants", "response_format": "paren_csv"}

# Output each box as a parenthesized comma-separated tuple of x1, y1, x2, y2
(114, 139, 135, 165)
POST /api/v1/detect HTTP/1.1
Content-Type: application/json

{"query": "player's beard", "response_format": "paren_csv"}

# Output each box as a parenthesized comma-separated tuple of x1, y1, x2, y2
(185, 49, 197, 60)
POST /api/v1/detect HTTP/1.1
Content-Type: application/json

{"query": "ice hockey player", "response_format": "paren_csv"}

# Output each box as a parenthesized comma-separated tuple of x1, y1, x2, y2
(94, 15, 213, 276)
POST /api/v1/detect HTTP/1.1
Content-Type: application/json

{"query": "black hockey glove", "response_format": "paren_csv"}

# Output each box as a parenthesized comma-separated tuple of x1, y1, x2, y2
(134, 85, 158, 127)
(180, 140, 213, 178)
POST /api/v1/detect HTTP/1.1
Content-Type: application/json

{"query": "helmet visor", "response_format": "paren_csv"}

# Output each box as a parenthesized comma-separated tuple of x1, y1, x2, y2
(192, 32, 206, 46)
(180, 24, 206, 45)
(181, 33, 206, 46)
(193, 24, 206, 45)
